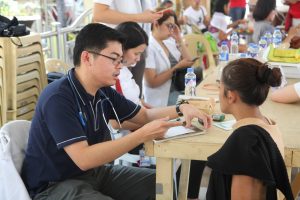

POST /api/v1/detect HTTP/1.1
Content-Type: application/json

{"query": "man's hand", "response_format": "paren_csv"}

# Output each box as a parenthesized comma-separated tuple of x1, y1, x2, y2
(179, 104, 212, 129)
(138, 10, 163, 23)
(138, 117, 182, 141)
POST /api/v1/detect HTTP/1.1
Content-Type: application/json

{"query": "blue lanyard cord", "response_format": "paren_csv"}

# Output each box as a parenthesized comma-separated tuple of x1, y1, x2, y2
(67, 72, 86, 128)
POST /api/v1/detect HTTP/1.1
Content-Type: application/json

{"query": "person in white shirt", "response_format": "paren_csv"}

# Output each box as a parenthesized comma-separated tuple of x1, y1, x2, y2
(183, 0, 210, 33)
(93, 0, 163, 98)
(143, 10, 195, 107)
(209, 0, 246, 42)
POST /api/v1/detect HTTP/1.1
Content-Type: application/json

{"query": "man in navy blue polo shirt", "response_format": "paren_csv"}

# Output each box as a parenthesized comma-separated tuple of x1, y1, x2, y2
(21, 23, 211, 200)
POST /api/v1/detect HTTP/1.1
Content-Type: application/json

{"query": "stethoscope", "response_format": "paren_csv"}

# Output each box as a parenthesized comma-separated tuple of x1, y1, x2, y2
(67, 71, 122, 136)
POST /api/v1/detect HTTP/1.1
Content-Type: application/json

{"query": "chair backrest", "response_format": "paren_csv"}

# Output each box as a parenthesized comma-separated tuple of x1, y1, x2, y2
(45, 58, 69, 74)
(0, 120, 31, 200)
(183, 34, 216, 78)
(1, 120, 31, 173)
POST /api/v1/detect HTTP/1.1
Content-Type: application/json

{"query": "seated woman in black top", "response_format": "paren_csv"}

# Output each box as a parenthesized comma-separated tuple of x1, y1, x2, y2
(202, 58, 293, 200)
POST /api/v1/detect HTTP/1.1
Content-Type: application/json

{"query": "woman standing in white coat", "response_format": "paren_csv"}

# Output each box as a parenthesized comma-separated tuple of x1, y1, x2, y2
(143, 10, 195, 107)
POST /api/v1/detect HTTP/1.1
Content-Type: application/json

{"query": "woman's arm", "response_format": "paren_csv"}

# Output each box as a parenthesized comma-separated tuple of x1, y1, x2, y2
(144, 59, 194, 88)
(93, 3, 162, 23)
(270, 84, 300, 103)
(143, 67, 175, 88)
(231, 175, 266, 200)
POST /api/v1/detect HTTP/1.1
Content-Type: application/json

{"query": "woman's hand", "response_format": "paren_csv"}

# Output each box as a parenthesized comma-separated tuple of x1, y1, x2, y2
(171, 24, 182, 42)
(179, 104, 212, 129)
(174, 58, 195, 70)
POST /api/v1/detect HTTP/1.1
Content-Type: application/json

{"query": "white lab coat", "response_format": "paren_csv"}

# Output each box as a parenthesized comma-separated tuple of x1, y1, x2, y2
(143, 35, 181, 107)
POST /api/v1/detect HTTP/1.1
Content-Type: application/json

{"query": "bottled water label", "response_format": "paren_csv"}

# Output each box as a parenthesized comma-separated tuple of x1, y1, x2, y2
(273, 29, 282, 48)
(230, 32, 239, 54)
(185, 67, 197, 96)
(264, 32, 273, 46)
(219, 52, 229, 61)
(247, 43, 259, 58)
(185, 78, 196, 96)
(259, 37, 267, 49)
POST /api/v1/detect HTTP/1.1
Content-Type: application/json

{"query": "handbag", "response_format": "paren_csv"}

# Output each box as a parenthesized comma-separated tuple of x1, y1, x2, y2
(0, 15, 30, 37)
(172, 67, 203, 91)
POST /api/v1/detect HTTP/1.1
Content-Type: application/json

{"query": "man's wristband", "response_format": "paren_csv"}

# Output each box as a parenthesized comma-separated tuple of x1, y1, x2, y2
(175, 100, 189, 116)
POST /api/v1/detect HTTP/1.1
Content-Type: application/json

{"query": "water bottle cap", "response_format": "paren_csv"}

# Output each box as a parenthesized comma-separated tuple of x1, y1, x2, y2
(187, 67, 194, 73)
(221, 41, 227, 45)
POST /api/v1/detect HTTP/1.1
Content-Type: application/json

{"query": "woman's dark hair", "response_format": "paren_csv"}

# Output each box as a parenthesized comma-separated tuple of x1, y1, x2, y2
(214, 0, 229, 14)
(73, 23, 125, 67)
(253, 0, 276, 21)
(116, 22, 148, 50)
(151, 9, 179, 30)
(221, 58, 282, 106)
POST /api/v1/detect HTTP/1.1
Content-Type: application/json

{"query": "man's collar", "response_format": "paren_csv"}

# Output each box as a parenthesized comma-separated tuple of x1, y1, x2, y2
(68, 68, 105, 104)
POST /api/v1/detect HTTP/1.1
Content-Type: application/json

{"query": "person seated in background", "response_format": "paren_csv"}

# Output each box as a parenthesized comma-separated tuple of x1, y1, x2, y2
(143, 9, 195, 107)
(183, 0, 210, 33)
(209, 0, 247, 43)
(202, 58, 293, 199)
(252, 0, 276, 43)
(114, 21, 150, 108)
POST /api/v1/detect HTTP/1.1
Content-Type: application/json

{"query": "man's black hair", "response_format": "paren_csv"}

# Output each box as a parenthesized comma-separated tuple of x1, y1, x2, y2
(73, 23, 126, 67)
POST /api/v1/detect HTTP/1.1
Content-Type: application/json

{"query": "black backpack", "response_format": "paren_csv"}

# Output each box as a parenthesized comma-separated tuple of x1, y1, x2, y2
(0, 15, 30, 37)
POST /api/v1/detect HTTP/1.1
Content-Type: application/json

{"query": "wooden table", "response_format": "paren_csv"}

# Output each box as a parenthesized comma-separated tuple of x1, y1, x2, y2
(145, 69, 300, 200)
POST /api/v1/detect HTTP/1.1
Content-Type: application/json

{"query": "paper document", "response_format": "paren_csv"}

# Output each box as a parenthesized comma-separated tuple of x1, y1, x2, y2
(154, 125, 205, 143)
(213, 120, 236, 131)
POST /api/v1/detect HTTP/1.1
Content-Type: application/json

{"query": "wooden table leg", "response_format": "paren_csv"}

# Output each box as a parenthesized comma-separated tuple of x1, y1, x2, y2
(156, 157, 174, 200)
(178, 159, 191, 200)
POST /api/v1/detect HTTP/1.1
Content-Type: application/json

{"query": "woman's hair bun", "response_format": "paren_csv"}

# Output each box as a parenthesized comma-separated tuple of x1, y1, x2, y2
(257, 63, 282, 87)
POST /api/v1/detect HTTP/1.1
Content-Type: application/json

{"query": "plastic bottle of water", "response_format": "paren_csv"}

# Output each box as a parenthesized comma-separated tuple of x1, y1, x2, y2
(185, 67, 196, 96)
(217, 41, 229, 81)
(258, 36, 268, 58)
(230, 32, 239, 54)
(264, 31, 273, 46)
(247, 43, 259, 58)
(258, 36, 268, 49)
(219, 41, 229, 62)
(273, 28, 282, 48)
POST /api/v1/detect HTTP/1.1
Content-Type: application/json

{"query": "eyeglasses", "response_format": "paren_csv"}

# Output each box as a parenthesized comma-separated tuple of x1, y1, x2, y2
(87, 51, 123, 66)
(164, 23, 176, 31)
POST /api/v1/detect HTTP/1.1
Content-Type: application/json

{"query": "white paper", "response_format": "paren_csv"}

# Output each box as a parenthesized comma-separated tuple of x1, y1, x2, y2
(213, 120, 236, 131)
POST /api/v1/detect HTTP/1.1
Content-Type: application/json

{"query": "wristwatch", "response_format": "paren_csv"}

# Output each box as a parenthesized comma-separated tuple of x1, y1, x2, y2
(175, 100, 189, 117)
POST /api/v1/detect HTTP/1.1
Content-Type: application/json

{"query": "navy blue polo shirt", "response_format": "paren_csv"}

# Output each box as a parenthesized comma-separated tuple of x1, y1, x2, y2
(21, 68, 141, 197)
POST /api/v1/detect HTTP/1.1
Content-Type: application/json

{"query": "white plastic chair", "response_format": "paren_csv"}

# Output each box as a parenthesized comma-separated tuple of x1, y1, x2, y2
(45, 58, 69, 74)
(0, 120, 31, 200)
